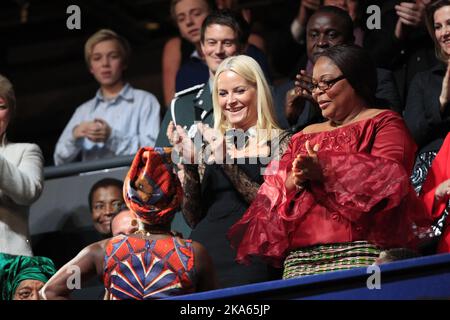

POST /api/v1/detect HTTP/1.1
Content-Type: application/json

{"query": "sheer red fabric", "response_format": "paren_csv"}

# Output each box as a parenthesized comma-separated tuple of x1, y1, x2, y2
(421, 133, 450, 253)
(228, 111, 432, 267)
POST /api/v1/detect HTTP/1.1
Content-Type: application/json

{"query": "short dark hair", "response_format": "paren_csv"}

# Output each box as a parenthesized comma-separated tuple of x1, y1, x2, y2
(425, 0, 450, 62)
(200, 9, 250, 50)
(308, 6, 355, 43)
(317, 44, 377, 106)
(88, 178, 123, 211)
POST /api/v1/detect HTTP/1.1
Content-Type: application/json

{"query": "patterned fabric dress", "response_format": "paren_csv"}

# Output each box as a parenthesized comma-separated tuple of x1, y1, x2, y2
(103, 235, 195, 300)
(283, 241, 380, 279)
(229, 111, 432, 277)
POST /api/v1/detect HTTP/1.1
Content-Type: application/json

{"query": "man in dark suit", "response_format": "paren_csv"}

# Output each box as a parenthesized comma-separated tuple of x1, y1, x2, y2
(156, 9, 250, 147)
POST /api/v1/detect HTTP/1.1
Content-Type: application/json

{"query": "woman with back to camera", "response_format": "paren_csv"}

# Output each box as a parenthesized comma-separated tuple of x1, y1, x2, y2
(228, 45, 431, 279)
(40, 147, 217, 300)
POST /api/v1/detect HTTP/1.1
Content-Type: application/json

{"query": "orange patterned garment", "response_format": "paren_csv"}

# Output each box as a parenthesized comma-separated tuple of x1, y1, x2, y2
(103, 235, 195, 300)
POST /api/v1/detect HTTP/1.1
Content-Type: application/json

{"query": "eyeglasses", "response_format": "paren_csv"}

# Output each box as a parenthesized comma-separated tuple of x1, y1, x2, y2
(311, 75, 346, 92)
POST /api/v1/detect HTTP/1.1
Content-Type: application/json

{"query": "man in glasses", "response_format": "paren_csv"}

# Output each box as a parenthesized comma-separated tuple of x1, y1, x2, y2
(274, 5, 401, 132)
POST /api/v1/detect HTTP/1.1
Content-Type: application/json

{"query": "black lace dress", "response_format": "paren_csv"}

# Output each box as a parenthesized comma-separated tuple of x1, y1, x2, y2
(182, 134, 290, 288)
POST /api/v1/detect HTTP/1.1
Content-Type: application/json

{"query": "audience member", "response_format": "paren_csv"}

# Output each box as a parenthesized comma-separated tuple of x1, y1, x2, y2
(54, 29, 160, 165)
(214, 0, 265, 50)
(272, 1, 363, 79)
(228, 45, 431, 279)
(162, 0, 212, 106)
(175, 9, 271, 93)
(364, 0, 437, 106)
(0, 74, 44, 256)
(290, 0, 362, 46)
(0, 253, 56, 300)
(421, 133, 450, 253)
(110, 209, 138, 236)
(156, 9, 249, 147)
(40, 147, 217, 300)
(274, 6, 401, 131)
(162, 1, 271, 107)
(88, 178, 124, 237)
(168, 55, 290, 287)
(404, 0, 450, 193)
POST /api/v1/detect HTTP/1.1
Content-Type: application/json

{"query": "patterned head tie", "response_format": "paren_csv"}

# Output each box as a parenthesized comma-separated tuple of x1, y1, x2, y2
(124, 147, 182, 225)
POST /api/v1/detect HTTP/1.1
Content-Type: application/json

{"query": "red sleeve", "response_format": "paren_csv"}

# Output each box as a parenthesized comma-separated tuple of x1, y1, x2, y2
(228, 132, 303, 268)
(370, 111, 417, 172)
(421, 133, 450, 218)
(305, 112, 416, 222)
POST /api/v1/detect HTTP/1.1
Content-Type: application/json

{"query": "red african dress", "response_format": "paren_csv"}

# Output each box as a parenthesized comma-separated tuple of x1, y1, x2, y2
(228, 111, 432, 271)
(103, 235, 195, 299)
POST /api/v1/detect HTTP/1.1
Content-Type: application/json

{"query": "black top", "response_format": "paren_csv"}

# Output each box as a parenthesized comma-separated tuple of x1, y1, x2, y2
(190, 160, 270, 288)
(404, 63, 450, 153)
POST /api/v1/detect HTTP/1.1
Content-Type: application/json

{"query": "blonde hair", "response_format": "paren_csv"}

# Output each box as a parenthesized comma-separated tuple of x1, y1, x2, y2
(212, 55, 280, 138)
(170, 0, 212, 22)
(84, 29, 131, 68)
(0, 74, 16, 117)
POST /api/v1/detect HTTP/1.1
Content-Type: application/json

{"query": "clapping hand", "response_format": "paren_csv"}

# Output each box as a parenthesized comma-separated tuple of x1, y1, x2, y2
(72, 118, 111, 142)
(298, 0, 321, 26)
(294, 70, 315, 102)
(197, 123, 226, 163)
(394, 1, 427, 39)
(292, 140, 322, 189)
(440, 61, 450, 112)
(167, 121, 197, 164)
(435, 179, 450, 202)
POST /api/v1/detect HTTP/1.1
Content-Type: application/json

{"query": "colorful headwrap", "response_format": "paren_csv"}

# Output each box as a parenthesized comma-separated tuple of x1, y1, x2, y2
(123, 147, 182, 225)
(0, 253, 56, 300)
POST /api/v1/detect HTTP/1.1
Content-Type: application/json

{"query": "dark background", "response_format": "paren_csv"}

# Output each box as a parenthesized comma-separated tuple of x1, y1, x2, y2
(0, 0, 383, 166)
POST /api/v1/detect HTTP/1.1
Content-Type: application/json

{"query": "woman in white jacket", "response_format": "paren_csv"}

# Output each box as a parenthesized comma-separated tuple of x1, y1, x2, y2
(0, 74, 44, 256)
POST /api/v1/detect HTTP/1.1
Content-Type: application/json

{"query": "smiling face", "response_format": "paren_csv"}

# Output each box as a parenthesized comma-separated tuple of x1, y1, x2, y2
(434, 5, 450, 57)
(217, 70, 257, 131)
(89, 39, 126, 89)
(312, 56, 355, 122)
(201, 24, 239, 76)
(13, 280, 45, 300)
(0, 97, 10, 138)
(306, 12, 349, 63)
(174, 0, 210, 44)
(91, 186, 124, 235)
